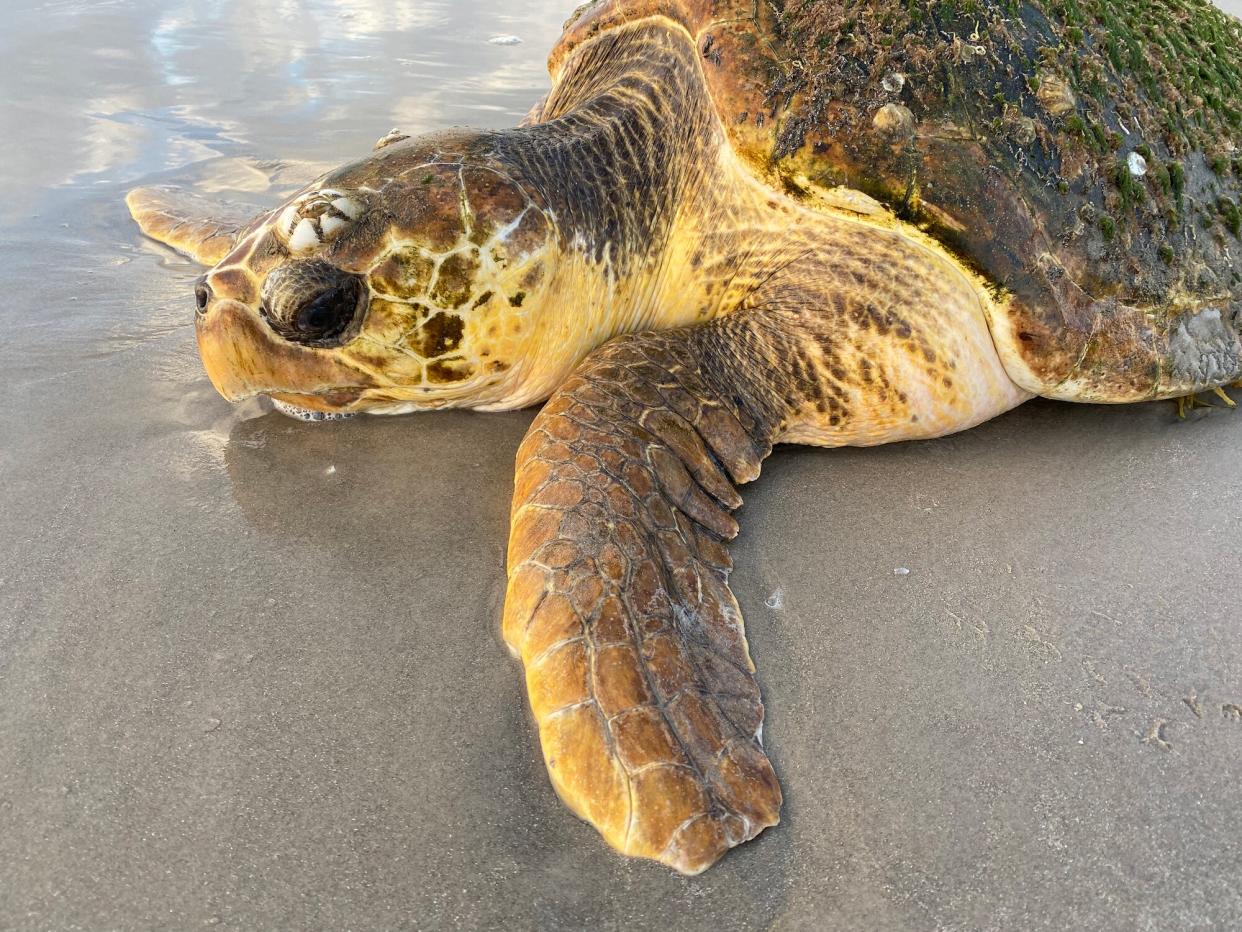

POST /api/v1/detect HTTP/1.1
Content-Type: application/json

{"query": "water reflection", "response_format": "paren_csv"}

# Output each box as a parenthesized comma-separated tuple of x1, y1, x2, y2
(0, 0, 566, 228)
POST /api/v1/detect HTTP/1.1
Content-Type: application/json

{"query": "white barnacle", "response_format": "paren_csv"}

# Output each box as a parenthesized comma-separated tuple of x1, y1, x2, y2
(274, 188, 365, 251)
(277, 202, 301, 238)
(1127, 151, 1148, 177)
(332, 197, 363, 220)
(320, 213, 348, 237)
(374, 128, 409, 150)
(872, 102, 915, 135)
(288, 218, 321, 253)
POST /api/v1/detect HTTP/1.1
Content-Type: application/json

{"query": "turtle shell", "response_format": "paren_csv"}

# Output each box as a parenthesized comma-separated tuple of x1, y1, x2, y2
(554, 0, 1242, 399)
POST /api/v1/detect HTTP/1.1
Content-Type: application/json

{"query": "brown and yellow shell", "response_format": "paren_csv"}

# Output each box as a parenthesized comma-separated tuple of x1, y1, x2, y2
(554, 0, 1242, 398)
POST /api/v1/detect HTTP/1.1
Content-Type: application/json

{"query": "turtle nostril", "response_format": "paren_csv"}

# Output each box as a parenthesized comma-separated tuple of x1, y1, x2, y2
(194, 278, 212, 315)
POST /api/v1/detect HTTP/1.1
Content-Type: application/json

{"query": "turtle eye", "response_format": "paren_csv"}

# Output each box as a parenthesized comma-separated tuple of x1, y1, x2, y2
(294, 285, 352, 337)
(194, 278, 211, 314)
(260, 260, 368, 348)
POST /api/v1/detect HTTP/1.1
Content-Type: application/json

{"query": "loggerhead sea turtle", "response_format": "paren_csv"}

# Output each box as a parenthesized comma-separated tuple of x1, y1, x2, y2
(128, 0, 1242, 874)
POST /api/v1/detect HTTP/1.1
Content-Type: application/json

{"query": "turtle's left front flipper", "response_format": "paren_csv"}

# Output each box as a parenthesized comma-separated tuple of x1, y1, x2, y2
(503, 312, 802, 875)
(126, 185, 263, 265)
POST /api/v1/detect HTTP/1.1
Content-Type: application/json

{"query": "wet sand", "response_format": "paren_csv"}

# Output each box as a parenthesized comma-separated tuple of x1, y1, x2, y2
(1, 2, 1240, 929)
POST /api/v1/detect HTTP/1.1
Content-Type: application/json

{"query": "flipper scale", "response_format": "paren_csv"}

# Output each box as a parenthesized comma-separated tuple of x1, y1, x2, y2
(503, 318, 789, 874)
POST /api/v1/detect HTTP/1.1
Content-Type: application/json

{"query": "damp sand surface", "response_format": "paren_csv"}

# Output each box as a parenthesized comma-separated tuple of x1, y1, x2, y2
(2, 2, 1241, 929)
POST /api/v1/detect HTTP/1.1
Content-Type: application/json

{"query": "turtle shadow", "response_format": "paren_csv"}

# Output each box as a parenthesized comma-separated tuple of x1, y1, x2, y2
(221, 406, 531, 551)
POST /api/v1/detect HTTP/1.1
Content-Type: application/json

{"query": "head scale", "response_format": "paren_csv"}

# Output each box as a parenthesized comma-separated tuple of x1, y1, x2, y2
(195, 133, 556, 419)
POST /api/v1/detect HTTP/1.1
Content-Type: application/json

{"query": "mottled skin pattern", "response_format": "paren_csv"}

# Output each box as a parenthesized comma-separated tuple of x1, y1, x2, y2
(127, 5, 1236, 874)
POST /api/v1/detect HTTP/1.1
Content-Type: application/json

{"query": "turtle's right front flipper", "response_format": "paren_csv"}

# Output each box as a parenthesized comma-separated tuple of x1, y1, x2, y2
(126, 185, 263, 265)
(503, 314, 797, 875)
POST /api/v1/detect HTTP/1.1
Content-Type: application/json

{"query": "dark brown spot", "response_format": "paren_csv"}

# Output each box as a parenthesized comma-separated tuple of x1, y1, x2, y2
(427, 358, 475, 383)
(407, 312, 464, 358)
(509, 291, 526, 307)
(432, 252, 480, 308)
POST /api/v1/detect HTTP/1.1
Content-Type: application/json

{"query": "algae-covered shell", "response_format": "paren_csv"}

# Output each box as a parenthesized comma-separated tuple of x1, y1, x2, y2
(556, 0, 1242, 399)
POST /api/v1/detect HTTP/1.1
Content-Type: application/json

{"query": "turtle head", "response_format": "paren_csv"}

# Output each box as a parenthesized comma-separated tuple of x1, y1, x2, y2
(195, 132, 559, 419)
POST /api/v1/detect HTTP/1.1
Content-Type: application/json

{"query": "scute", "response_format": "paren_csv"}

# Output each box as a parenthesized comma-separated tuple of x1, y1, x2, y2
(552, 0, 1242, 399)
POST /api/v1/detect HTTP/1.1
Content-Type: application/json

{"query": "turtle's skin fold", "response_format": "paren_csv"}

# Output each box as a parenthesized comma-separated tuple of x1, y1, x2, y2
(128, 0, 1241, 874)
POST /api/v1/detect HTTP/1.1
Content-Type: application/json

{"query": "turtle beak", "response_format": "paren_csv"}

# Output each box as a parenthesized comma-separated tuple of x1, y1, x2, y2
(195, 298, 374, 408)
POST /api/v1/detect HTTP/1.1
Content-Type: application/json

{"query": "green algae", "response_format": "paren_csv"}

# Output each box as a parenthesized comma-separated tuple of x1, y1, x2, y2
(762, 0, 1242, 309)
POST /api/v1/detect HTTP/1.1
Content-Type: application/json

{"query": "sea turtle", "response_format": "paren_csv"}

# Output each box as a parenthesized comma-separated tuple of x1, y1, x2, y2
(127, 0, 1242, 874)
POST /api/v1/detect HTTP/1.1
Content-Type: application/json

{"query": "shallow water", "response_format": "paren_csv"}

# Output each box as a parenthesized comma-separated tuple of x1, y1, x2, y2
(2, 2, 1242, 929)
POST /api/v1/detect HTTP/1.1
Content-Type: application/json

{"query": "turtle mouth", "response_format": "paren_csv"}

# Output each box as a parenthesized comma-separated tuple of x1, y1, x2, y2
(269, 396, 357, 422)
(265, 390, 362, 422)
